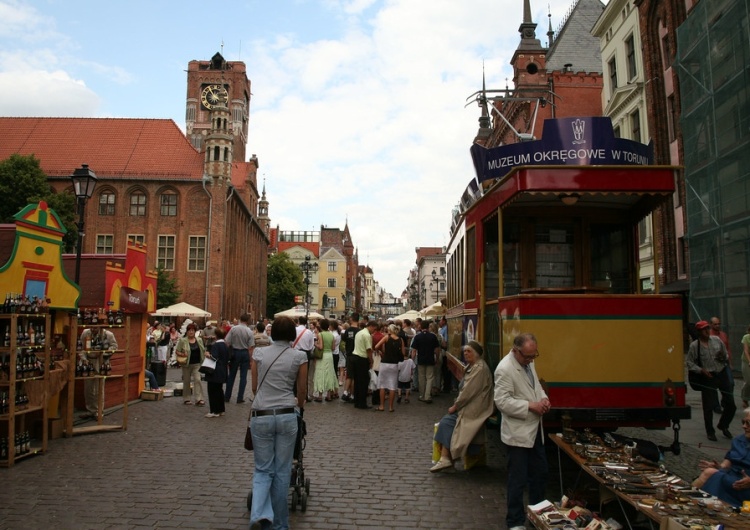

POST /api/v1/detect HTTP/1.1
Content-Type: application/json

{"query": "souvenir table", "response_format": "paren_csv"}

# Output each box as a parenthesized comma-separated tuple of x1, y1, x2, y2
(538, 430, 750, 530)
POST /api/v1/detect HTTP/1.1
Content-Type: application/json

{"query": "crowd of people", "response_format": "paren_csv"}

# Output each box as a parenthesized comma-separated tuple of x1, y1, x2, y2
(138, 310, 750, 527)
(143, 312, 455, 529)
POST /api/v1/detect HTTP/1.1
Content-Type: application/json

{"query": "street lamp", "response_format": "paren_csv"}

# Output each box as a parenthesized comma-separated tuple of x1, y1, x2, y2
(70, 164, 98, 285)
(431, 268, 444, 304)
(299, 255, 318, 319)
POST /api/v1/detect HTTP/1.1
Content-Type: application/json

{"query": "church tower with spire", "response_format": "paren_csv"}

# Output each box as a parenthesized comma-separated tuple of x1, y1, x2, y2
(258, 178, 270, 235)
(510, 0, 548, 88)
(481, 0, 605, 148)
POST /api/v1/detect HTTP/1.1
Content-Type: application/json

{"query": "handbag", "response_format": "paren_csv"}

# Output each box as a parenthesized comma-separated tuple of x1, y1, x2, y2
(244, 422, 254, 450)
(244, 347, 290, 451)
(198, 357, 216, 375)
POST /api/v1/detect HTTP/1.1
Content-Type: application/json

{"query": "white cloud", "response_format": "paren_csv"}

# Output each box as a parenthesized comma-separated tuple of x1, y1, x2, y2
(0, 69, 99, 116)
(246, 0, 526, 294)
(0, 0, 555, 296)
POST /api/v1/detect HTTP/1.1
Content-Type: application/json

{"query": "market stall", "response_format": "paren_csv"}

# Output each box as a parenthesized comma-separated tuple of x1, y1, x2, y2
(535, 429, 750, 530)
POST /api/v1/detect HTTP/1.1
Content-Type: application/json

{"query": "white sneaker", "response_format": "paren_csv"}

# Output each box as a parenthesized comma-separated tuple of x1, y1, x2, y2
(509, 526, 526, 530)
(430, 459, 454, 473)
(205, 413, 219, 418)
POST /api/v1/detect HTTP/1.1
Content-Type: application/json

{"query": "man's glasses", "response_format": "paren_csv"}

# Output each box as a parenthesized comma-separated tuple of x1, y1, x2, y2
(742, 420, 750, 426)
(514, 348, 540, 360)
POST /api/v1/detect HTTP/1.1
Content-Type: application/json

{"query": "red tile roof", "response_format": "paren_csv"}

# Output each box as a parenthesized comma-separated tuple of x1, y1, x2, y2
(277, 241, 319, 257)
(415, 246, 443, 263)
(0, 117, 203, 180)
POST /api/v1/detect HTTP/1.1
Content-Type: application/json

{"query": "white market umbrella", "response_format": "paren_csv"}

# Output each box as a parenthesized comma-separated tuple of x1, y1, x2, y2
(274, 305, 325, 320)
(392, 309, 422, 321)
(421, 301, 446, 318)
(152, 302, 212, 318)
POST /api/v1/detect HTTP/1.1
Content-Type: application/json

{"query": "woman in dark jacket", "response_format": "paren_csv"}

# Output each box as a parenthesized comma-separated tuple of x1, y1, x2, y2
(204, 328, 230, 418)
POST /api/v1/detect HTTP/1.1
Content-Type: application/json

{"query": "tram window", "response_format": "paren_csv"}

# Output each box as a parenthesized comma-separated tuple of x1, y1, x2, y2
(503, 222, 521, 296)
(590, 224, 631, 293)
(466, 227, 476, 302)
(535, 224, 574, 288)
(484, 216, 499, 299)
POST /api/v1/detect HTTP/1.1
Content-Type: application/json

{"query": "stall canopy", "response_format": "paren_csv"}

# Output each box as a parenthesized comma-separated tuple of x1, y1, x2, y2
(152, 302, 212, 318)
(393, 309, 422, 321)
(274, 305, 325, 320)
(421, 301, 446, 318)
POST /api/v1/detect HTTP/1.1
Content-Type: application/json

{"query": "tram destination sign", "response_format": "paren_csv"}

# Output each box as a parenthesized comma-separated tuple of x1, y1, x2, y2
(470, 116, 654, 183)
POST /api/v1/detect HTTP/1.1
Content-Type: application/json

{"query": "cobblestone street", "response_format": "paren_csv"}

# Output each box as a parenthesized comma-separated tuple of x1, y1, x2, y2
(0, 367, 741, 529)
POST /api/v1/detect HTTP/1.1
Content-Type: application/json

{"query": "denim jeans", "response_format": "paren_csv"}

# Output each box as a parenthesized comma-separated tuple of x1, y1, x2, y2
(250, 412, 298, 530)
(506, 429, 548, 528)
(225, 349, 250, 402)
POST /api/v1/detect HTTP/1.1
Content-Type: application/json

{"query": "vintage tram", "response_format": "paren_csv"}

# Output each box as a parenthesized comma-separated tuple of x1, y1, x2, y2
(446, 117, 690, 431)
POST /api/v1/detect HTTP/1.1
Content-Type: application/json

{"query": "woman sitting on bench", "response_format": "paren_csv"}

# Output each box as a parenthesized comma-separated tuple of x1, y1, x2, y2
(430, 340, 495, 473)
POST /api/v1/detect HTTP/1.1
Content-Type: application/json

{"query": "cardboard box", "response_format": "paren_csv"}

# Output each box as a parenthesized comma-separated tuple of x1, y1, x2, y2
(140, 390, 163, 401)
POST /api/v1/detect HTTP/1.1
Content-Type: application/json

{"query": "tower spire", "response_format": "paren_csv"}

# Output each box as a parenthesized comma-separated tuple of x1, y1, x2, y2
(547, 5, 554, 47)
(479, 62, 490, 130)
(517, 0, 542, 49)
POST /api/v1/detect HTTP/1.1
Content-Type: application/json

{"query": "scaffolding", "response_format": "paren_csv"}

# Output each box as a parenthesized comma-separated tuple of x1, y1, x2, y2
(677, 0, 750, 355)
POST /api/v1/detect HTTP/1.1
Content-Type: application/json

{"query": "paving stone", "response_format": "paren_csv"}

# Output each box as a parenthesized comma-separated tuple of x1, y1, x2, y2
(0, 366, 736, 529)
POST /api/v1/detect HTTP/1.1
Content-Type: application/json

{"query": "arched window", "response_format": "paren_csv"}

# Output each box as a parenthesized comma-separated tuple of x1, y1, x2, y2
(98, 191, 115, 216)
(130, 191, 146, 216)
(214, 146, 220, 161)
(160, 192, 177, 216)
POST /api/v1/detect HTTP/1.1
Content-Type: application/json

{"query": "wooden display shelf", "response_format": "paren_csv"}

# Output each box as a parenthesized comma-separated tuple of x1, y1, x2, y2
(65, 315, 130, 437)
(0, 313, 51, 467)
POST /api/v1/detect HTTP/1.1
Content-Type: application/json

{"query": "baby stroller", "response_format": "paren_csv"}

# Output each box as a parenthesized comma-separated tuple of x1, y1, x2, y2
(247, 414, 310, 512)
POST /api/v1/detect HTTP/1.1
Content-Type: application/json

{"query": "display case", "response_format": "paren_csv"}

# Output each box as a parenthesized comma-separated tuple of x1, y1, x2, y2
(0, 312, 51, 467)
(65, 313, 130, 436)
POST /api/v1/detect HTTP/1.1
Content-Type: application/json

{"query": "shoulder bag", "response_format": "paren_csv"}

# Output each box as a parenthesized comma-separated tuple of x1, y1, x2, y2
(244, 347, 290, 451)
(687, 340, 718, 391)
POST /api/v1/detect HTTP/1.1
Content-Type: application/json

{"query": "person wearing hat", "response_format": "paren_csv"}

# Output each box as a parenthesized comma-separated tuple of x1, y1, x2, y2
(430, 340, 494, 472)
(687, 320, 736, 441)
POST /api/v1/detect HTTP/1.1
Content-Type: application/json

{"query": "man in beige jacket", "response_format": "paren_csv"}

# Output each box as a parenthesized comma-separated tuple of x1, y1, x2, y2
(494, 332, 550, 530)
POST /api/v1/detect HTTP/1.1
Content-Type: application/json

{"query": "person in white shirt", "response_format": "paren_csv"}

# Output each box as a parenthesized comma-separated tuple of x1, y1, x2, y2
(293, 316, 316, 401)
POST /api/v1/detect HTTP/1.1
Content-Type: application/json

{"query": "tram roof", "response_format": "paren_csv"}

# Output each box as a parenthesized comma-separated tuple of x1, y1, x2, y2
(480, 165, 676, 215)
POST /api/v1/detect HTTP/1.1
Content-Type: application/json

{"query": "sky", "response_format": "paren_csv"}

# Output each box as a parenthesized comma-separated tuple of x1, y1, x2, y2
(0, 0, 573, 297)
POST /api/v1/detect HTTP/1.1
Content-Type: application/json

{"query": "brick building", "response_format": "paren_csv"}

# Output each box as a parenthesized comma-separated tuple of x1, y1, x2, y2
(478, 0, 605, 148)
(635, 0, 689, 293)
(0, 52, 269, 322)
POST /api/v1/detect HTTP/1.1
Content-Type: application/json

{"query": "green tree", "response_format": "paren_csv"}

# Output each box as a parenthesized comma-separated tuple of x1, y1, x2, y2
(266, 253, 305, 317)
(0, 154, 77, 251)
(156, 265, 182, 308)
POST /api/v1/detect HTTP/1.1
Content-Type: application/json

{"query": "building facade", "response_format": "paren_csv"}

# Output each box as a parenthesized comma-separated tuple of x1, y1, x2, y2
(592, 0, 656, 292)
(0, 52, 269, 322)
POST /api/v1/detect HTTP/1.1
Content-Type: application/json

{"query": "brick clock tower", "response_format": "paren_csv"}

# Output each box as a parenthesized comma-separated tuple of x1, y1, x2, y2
(186, 52, 250, 163)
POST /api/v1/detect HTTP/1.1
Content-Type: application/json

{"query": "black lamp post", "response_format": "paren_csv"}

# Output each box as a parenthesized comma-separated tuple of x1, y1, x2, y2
(299, 255, 318, 319)
(431, 268, 444, 304)
(70, 164, 98, 285)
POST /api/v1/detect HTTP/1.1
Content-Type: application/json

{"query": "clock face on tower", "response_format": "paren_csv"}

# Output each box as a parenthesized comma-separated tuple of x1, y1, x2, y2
(201, 84, 228, 109)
